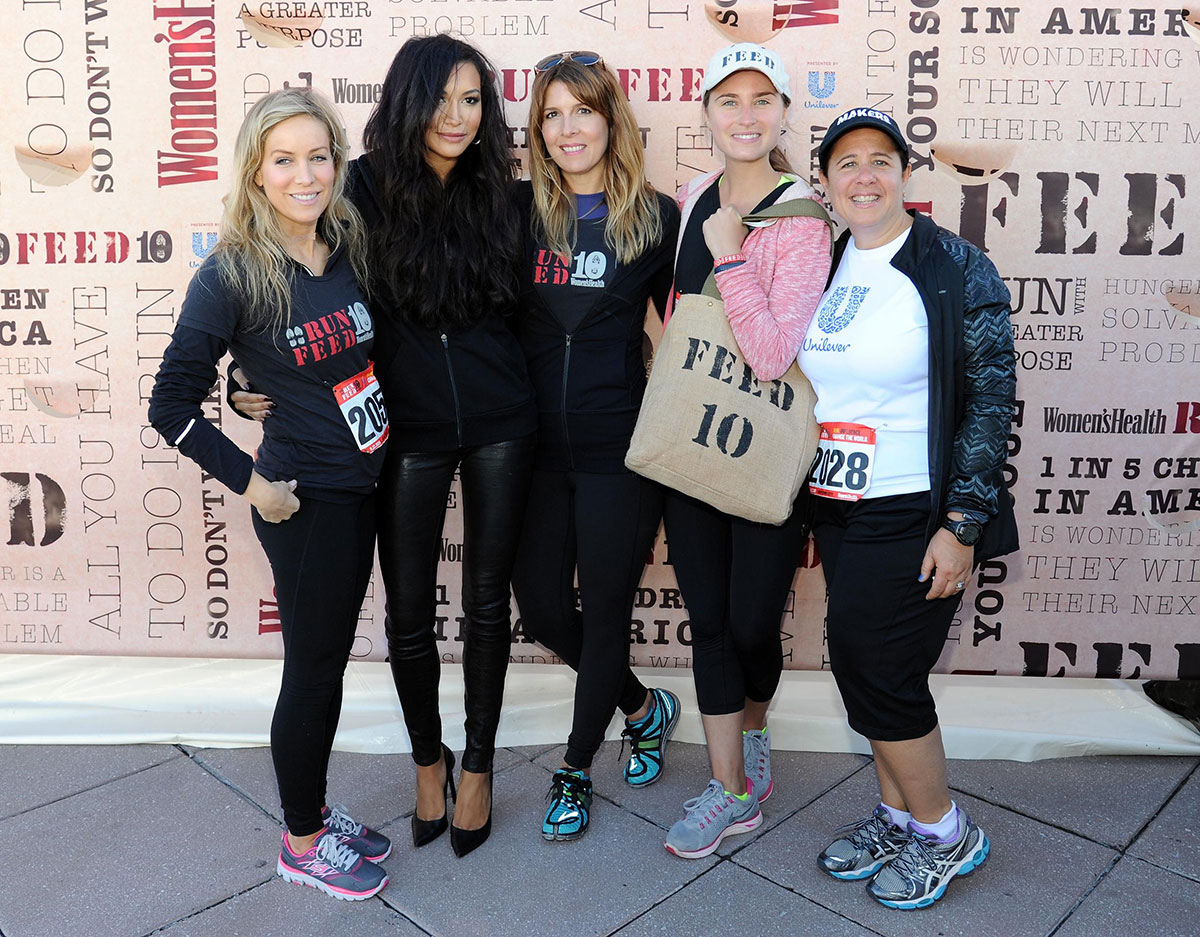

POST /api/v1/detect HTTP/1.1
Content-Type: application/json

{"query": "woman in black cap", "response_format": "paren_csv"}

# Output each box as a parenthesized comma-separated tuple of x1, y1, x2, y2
(804, 107, 1017, 908)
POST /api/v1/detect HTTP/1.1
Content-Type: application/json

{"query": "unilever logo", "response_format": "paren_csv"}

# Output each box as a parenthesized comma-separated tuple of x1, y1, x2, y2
(817, 285, 868, 333)
(805, 69, 838, 109)
(190, 229, 218, 267)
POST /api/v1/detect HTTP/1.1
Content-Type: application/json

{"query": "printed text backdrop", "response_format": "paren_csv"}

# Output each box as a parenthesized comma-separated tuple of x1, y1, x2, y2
(2, 1, 1198, 678)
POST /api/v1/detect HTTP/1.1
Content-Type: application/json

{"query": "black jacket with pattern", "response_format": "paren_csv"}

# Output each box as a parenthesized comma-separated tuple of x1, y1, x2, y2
(829, 210, 1018, 561)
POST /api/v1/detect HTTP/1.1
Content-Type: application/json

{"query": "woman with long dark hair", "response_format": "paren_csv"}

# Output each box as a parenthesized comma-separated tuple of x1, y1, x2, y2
(150, 88, 391, 900)
(511, 51, 681, 842)
(234, 35, 537, 858)
(358, 35, 537, 859)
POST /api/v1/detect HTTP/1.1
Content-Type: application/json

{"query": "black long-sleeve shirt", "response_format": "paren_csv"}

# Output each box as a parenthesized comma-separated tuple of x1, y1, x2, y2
(148, 246, 387, 500)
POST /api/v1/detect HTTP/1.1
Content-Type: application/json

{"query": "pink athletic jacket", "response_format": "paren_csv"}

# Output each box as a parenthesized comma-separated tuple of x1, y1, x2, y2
(665, 169, 832, 382)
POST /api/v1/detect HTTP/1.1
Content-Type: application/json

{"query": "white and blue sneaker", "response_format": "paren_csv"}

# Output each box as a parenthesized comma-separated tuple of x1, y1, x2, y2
(664, 778, 762, 859)
(868, 809, 990, 909)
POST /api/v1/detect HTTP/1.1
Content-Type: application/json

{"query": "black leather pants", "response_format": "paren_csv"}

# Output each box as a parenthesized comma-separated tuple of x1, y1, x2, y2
(377, 435, 535, 774)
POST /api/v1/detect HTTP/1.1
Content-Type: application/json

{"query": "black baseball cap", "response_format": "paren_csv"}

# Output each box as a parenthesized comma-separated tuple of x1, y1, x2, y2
(818, 108, 909, 174)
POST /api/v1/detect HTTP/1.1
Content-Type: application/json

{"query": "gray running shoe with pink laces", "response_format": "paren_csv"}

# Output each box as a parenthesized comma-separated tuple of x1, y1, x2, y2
(664, 778, 762, 859)
(277, 829, 388, 901)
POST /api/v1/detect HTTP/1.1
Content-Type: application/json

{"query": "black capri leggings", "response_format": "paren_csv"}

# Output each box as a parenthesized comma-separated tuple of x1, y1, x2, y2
(812, 491, 959, 742)
(512, 468, 662, 769)
(253, 492, 377, 837)
(663, 490, 808, 716)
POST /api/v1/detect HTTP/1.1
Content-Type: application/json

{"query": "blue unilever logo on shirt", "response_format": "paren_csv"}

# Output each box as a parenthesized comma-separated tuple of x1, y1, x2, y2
(817, 285, 868, 333)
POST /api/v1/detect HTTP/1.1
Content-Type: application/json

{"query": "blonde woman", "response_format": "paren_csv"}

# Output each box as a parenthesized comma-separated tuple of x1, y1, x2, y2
(510, 51, 681, 840)
(149, 89, 391, 900)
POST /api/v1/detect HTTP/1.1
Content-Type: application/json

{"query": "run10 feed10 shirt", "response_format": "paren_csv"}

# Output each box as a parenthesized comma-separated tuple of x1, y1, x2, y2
(180, 247, 387, 497)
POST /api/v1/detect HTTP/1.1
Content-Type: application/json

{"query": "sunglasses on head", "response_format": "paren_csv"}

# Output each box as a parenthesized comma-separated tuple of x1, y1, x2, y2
(534, 50, 603, 73)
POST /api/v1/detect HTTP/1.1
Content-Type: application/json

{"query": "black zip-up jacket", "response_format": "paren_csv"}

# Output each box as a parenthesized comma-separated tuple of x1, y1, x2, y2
(513, 182, 680, 472)
(348, 158, 536, 451)
(829, 211, 1018, 561)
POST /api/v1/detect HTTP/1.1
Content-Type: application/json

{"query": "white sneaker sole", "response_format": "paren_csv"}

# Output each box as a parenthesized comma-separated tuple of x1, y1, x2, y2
(277, 858, 388, 901)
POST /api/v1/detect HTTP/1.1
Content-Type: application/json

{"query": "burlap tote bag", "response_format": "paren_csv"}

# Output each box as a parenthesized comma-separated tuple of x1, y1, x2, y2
(625, 198, 830, 524)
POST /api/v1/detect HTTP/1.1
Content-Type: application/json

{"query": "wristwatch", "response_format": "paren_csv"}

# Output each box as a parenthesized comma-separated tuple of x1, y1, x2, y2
(943, 516, 983, 546)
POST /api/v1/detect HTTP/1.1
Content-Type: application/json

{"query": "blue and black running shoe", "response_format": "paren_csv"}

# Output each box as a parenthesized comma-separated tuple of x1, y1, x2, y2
(868, 809, 990, 909)
(621, 687, 681, 787)
(542, 768, 593, 841)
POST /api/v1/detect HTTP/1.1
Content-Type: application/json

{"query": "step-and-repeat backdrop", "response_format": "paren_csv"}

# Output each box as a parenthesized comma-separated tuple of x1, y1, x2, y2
(3, 1, 1198, 679)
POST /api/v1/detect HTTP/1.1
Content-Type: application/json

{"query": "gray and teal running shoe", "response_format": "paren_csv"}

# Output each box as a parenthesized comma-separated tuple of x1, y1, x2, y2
(868, 809, 990, 909)
(819, 805, 910, 880)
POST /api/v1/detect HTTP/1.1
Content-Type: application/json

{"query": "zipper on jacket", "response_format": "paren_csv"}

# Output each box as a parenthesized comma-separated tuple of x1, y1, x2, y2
(561, 333, 574, 470)
(440, 333, 464, 447)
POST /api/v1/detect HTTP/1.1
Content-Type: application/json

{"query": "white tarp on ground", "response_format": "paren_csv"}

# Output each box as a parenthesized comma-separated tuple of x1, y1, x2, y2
(2, 655, 1197, 761)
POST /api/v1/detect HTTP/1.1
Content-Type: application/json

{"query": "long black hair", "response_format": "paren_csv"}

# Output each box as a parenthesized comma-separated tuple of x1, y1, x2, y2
(362, 35, 518, 329)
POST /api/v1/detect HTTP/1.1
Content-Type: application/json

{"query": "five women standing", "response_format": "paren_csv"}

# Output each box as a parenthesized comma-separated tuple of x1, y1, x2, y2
(169, 32, 1013, 912)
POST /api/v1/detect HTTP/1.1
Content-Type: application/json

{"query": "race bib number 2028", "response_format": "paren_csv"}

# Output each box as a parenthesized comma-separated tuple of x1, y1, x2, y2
(809, 422, 875, 501)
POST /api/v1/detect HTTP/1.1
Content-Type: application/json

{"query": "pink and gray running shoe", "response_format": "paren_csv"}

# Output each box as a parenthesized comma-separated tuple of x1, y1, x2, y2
(277, 829, 388, 901)
(322, 804, 392, 861)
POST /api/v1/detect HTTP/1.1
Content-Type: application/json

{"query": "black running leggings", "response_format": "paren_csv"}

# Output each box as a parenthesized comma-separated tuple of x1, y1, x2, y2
(662, 490, 808, 716)
(254, 493, 377, 837)
(377, 436, 536, 775)
(512, 469, 662, 769)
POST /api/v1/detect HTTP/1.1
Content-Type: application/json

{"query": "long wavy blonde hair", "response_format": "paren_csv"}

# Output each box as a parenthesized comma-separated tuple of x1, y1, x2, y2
(527, 60, 663, 264)
(214, 88, 366, 331)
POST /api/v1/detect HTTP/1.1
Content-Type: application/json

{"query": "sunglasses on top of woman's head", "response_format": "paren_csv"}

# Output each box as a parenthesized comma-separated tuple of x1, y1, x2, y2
(534, 51, 604, 73)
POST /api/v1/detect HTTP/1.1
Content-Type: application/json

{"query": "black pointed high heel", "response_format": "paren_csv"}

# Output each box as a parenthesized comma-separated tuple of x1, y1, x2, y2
(449, 768, 492, 858)
(411, 743, 456, 848)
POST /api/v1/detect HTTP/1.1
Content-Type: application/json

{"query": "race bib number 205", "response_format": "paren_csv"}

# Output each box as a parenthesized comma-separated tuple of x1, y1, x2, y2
(809, 422, 875, 501)
(333, 362, 389, 454)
